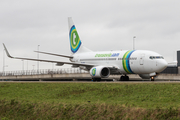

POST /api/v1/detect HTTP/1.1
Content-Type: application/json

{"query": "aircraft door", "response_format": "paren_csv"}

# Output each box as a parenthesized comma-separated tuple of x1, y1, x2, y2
(138, 54, 146, 73)
(139, 54, 145, 65)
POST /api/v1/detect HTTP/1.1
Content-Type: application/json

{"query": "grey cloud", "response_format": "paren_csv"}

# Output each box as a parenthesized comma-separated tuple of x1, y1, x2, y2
(1, 0, 180, 71)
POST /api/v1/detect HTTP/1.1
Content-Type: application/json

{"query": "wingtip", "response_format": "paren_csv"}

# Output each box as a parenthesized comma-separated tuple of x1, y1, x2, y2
(2, 43, 13, 58)
(2, 43, 5, 47)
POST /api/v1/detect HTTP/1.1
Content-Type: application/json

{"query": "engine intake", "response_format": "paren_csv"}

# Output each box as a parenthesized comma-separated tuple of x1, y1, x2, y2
(90, 66, 110, 78)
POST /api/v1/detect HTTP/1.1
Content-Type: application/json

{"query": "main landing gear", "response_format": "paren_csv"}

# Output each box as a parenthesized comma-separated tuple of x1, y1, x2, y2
(120, 75, 129, 81)
(92, 78, 101, 82)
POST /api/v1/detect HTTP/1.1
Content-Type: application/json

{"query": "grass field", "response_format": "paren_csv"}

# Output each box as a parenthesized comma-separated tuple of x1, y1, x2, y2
(0, 82, 180, 119)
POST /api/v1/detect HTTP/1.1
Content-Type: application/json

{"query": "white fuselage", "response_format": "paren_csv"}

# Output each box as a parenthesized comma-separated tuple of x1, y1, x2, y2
(73, 50, 167, 74)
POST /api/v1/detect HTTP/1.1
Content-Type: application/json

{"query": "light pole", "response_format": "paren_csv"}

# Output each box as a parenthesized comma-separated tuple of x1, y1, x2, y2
(26, 60, 28, 75)
(2, 49, 8, 75)
(52, 63, 54, 70)
(33, 65, 35, 70)
(22, 60, 24, 74)
(133, 36, 136, 50)
(37, 45, 40, 74)
(3, 49, 5, 75)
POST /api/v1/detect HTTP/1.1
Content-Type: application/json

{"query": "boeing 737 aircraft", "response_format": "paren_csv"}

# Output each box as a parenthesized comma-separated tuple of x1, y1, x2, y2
(3, 17, 168, 81)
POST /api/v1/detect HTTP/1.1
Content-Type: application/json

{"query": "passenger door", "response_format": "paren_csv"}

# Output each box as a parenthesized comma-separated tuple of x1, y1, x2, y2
(139, 54, 145, 65)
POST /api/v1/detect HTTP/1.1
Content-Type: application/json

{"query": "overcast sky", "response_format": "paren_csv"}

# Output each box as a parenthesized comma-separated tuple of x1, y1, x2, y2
(1, 0, 180, 71)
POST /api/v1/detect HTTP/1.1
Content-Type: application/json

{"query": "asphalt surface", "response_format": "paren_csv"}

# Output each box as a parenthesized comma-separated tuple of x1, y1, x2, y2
(0, 79, 180, 83)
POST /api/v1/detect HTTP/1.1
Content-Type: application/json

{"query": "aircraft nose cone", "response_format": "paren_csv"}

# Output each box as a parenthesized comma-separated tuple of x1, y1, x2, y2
(157, 60, 168, 72)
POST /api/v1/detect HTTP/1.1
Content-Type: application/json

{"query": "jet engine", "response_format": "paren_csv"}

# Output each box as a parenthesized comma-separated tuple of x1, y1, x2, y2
(90, 66, 110, 78)
(56, 63, 64, 66)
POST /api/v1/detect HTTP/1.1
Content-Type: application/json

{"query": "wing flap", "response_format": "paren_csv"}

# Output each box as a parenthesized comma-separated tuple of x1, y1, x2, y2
(34, 51, 73, 58)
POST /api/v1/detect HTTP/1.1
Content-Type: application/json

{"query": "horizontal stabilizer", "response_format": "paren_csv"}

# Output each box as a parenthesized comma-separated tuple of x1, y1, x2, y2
(167, 61, 177, 67)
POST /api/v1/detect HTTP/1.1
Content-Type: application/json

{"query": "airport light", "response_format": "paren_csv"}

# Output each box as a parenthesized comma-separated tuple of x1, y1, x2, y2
(133, 36, 136, 50)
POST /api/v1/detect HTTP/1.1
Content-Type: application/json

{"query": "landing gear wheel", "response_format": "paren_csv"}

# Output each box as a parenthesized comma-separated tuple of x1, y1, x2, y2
(92, 78, 101, 82)
(120, 76, 125, 81)
(120, 76, 129, 81)
(125, 76, 129, 81)
(96, 78, 101, 82)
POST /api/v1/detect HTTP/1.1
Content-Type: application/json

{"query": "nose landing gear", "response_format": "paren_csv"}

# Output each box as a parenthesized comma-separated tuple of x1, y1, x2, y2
(150, 77, 154, 81)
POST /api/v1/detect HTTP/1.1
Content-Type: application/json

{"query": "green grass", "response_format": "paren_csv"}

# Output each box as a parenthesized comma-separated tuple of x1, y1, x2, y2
(1, 82, 180, 108)
(0, 82, 180, 119)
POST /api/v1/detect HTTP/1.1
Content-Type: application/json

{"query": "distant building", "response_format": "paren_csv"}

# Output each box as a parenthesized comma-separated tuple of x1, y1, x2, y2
(177, 51, 180, 66)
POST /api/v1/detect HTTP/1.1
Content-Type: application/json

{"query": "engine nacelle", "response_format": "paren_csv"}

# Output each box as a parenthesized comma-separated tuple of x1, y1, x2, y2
(90, 66, 110, 78)
(56, 63, 64, 66)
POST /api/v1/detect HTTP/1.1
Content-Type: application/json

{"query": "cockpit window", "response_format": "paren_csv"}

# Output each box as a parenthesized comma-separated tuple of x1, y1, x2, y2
(149, 56, 164, 59)
(156, 56, 160, 59)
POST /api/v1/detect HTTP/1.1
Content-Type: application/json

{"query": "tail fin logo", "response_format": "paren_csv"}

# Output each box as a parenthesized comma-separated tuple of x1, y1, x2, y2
(92, 68, 96, 76)
(69, 25, 81, 53)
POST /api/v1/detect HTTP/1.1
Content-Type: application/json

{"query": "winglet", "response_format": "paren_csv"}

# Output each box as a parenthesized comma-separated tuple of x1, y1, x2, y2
(2, 43, 13, 58)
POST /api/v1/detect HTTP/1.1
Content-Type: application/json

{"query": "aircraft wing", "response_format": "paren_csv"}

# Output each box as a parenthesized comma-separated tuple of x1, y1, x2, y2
(3, 43, 94, 67)
(34, 51, 73, 58)
(3, 44, 121, 73)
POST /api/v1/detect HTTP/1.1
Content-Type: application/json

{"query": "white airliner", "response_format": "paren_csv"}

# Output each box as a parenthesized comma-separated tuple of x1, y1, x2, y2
(3, 17, 168, 81)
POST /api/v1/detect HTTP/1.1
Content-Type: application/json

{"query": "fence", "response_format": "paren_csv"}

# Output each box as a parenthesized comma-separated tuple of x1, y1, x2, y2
(161, 67, 178, 74)
(0, 68, 88, 76)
